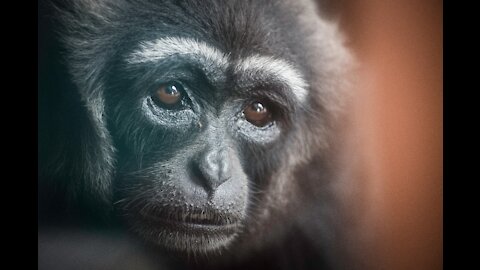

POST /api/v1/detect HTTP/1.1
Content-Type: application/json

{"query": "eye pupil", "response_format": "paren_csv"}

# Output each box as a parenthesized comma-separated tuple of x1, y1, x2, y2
(166, 85, 179, 95)
(155, 83, 183, 105)
(252, 102, 266, 113)
(244, 101, 272, 127)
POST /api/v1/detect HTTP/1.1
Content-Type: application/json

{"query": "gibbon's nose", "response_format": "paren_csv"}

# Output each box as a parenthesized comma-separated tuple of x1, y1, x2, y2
(197, 147, 231, 192)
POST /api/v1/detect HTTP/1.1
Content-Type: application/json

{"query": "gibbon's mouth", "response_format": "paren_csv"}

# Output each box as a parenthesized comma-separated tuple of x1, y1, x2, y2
(138, 207, 242, 236)
(135, 213, 242, 252)
(143, 215, 240, 235)
(130, 211, 242, 252)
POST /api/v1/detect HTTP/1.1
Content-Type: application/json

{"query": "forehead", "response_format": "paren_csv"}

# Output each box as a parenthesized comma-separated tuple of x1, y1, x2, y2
(121, 0, 310, 101)
(123, 0, 305, 61)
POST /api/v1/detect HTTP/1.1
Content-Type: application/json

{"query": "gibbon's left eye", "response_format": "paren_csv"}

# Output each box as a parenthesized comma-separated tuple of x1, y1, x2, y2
(153, 82, 185, 107)
(243, 101, 273, 127)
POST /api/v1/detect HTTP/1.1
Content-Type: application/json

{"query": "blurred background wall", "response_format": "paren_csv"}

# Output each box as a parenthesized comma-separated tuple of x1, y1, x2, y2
(321, 0, 442, 269)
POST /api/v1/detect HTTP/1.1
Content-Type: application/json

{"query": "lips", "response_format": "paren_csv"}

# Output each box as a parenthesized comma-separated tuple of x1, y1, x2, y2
(143, 216, 239, 237)
(124, 205, 243, 251)
(138, 206, 241, 235)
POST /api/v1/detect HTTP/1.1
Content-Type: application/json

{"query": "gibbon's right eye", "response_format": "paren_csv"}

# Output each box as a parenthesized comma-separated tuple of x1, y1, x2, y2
(153, 82, 185, 108)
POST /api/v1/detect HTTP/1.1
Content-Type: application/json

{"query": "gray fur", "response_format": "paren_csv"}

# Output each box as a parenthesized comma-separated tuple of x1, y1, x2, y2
(39, 0, 354, 269)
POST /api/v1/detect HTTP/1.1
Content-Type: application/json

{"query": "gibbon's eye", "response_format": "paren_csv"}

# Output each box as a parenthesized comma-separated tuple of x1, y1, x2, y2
(243, 101, 273, 127)
(153, 82, 184, 107)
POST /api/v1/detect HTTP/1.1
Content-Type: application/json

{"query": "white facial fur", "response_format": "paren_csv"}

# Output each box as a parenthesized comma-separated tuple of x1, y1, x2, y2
(128, 37, 308, 102)
(234, 55, 308, 102)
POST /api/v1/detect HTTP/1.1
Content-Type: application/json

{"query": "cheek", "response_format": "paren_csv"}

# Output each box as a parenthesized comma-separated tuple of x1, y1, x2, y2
(110, 102, 201, 159)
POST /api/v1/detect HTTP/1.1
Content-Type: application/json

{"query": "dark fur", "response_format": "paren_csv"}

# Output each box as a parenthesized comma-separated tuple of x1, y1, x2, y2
(39, 0, 354, 269)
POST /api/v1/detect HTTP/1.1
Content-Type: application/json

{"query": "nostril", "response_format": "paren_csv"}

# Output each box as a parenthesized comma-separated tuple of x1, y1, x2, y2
(187, 161, 209, 191)
(220, 176, 232, 185)
(218, 160, 231, 181)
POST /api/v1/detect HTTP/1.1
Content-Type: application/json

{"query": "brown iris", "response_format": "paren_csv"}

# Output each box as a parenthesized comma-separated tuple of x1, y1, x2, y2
(244, 101, 272, 127)
(154, 83, 182, 105)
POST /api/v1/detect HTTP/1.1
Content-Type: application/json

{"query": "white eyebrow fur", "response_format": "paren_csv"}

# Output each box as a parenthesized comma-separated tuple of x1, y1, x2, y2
(127, 36, 229, 73)
(235, 55, 309, 102)
(128, 37, 307, 102)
